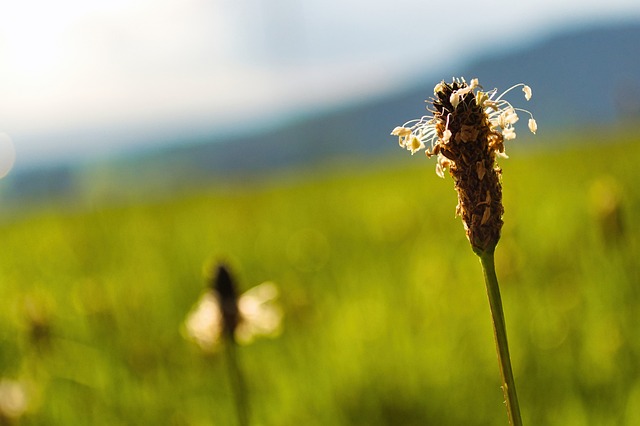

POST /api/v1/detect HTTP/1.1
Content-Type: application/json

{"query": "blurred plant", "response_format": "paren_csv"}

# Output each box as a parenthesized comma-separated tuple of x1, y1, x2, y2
(183, 263, 283, 426)
(20, 293, 54, 355)
(589, 176, 626, 244)
(184, 272, 283, 353)
(0, 379, 28, 425)
(391, 78, 537, 425)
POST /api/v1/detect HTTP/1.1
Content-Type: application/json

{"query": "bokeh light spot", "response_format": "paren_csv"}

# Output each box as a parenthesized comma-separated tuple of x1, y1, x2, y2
(0, 133, 16, 178)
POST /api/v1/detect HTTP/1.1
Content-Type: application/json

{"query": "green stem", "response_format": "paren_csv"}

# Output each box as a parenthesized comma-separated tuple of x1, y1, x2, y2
(224, 339, 250, 426)
(479, 250, 523, 426)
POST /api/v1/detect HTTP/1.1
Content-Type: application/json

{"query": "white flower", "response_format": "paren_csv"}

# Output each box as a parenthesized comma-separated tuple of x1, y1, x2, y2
(476, 91, 490, 108)
(484, 83, 537, 142)
(435, 154, 450, 179)
(390, 126, 411, 137)
(184, 292, 221, 352)
(454, 78, 478, 98)
(235, 282, 283, 344)
(389, 116, 439, 157)
(502, 108, 519, 126)
(450, 92, 461, 109)
(0, 379, 28, 419)
(502, 127, 517, 140)
(442, 129, 452, 143)
(407, 135, 425, 154)
(391, 126, 412, 147)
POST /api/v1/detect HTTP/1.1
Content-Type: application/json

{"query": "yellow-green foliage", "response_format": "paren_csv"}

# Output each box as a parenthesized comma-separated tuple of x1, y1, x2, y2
(1, 129, 639, 425)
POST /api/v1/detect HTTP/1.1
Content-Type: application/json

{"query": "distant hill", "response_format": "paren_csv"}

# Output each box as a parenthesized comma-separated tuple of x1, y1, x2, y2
(462, 21, 640, 126)
(3, 20, 640, 205)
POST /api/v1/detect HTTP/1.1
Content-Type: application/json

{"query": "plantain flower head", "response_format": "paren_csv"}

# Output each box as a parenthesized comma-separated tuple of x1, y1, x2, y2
(183, 265, 283, 353)
(390, 78, 537, 253)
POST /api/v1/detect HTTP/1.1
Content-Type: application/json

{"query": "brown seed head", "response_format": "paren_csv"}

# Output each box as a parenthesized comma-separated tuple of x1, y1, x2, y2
(391, 78, 537, 254)
(430, 80, 504, 253)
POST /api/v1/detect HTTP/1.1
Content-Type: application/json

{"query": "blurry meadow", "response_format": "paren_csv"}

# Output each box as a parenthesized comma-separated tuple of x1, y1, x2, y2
(1, 127, 640, 425)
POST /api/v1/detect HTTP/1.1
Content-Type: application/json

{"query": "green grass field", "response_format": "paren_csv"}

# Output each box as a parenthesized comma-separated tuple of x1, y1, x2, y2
(1, 128, 639, 425)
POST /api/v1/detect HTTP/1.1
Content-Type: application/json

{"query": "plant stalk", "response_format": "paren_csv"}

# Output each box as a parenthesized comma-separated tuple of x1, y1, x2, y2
(479, 250, 523, 426)
(224, 339, 250, 426)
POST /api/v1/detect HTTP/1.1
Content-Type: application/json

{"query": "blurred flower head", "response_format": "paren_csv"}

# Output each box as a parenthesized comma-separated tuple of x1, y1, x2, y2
(183, 281, 283, 353)
(0, 379, 28, 421)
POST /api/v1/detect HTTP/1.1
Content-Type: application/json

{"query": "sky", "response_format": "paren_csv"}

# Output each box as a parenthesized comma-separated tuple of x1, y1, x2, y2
(1, 0, 640, 171)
